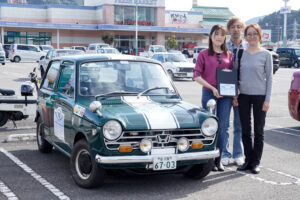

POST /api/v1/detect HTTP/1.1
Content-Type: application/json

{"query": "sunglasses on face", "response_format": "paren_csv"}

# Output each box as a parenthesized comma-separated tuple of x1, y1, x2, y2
(217, 53, 222, 64)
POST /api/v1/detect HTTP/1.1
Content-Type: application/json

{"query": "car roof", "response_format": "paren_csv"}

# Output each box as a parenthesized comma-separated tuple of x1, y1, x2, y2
(52, 53, 158, 63)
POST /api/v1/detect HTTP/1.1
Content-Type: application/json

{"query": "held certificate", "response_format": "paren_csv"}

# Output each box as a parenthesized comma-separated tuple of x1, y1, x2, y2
(220, 83, 236, 96)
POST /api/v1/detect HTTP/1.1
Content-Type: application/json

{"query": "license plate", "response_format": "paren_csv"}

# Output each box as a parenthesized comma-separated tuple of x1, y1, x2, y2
(153, 155, 176, 170)
(187, 72, 193, 77)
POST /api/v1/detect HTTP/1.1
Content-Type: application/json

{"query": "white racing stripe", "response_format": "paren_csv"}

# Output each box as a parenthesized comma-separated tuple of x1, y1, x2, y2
(123, 96, 178, 129)
(0, 180, 18, 200)
(0, 148, 70, 200)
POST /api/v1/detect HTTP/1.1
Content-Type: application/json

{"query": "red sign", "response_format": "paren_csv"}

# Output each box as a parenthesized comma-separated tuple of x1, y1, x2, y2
(115, 20, 153, 26)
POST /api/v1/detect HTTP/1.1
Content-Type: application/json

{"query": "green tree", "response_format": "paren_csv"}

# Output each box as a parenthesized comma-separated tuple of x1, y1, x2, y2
(101, 33, 114, 45)
(167, 34, 178, 49)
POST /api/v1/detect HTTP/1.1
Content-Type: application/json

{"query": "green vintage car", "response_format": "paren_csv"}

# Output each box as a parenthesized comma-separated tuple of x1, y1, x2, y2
(35, 54, 219, 188)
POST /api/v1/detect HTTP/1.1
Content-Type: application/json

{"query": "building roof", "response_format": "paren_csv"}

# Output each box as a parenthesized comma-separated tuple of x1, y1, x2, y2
(200, 19, 229, 29)
(191, 6, 234, 19)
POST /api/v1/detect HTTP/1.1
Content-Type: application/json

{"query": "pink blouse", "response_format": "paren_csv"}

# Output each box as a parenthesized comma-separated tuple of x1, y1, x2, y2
(193, 49, 233, 90)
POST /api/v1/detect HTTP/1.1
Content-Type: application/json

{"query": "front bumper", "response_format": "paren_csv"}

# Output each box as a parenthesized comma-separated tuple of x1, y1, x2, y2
(95, 149, 219, 164)
(174, 72, 193, 78)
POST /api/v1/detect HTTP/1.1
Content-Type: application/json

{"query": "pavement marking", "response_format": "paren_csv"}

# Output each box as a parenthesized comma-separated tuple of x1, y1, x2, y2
(0, 180, 18, 200)
(266, 128, 300, 138)
(226, 166, 300, 186)
(2, 133, 36, 143)
(267, 124, 300, 133)
(0, 148, 70, 200)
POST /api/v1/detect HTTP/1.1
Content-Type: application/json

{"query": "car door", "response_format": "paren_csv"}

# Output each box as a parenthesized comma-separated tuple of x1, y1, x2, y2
(28, 45, 40, 62)
(18, 45, 28, 61)
(52, 61, 76, 153)
(39, 60, 61, 143)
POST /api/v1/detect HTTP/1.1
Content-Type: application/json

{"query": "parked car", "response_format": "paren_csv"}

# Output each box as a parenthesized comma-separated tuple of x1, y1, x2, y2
(116, 46, 130, 54)
(267, 49, 280, 74)
(152, 52, 194, 80)
(38, 49, 84, 77)
(288, 71, 300, 121)
(9, 44, 46, 63)
(86, 43, 110, 54)
(0, 45, 6, 65)
(35, 53, 219, 188)
(97, 47, 120, 54)
(3, 44, 11, 58)
(143, 45, 167, 57)
(276, 47, 300, 68)
(193, 46, 207, 63)
(39, 45, 54, 53)
(71, 46, 86, 52)
(168, 49, 181, 54)
(130, 48, 145, 56)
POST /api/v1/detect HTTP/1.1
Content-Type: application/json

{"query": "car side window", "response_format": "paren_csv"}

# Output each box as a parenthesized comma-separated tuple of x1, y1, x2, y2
(18, 45, 28, 51)
(28, 46, 38, 52)
(157, 55, 164, 63)
(57, 64, 75, 98)
(42, 61, 60, 90)
(287, 50, 293, 56)
(89, 45, 95, 50)
(46, 51, 51, 59)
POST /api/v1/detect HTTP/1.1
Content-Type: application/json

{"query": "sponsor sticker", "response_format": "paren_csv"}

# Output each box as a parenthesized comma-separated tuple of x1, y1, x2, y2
(54, 107, 65, 142)
(74, 105, 86, 117)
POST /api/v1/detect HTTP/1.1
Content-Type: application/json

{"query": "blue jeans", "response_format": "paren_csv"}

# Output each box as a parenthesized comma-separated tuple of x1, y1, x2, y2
(222, 106, 244, 159)
(202, 89, 232, 155)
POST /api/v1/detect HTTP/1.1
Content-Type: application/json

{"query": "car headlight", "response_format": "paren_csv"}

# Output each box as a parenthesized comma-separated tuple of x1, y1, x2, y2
(103, 120, 122, 140)
(201, 118, 218, 137)
(175, 67, 180, 72)
(177, 137, 189, 152)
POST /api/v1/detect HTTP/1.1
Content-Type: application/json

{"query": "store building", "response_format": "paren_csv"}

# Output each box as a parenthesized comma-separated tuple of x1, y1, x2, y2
(0, 0, 234, 49)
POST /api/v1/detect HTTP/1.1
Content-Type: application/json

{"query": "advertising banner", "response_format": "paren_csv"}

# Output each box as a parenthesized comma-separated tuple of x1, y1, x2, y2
(262, 29, 271, 42)
(170, 12, 188, 24)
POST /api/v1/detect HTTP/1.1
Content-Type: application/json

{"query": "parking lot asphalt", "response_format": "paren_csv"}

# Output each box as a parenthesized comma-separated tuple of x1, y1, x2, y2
(0, 62, 299, 200)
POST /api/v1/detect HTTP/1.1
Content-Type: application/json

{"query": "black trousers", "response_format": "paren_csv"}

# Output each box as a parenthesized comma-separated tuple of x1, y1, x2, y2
(238, 94, 266, 167)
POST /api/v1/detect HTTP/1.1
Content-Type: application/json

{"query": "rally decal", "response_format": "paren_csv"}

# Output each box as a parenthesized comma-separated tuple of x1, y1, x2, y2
(73, 104, 86, 117)
(54, 107, 65, 142)
(122, 96, 179, 129)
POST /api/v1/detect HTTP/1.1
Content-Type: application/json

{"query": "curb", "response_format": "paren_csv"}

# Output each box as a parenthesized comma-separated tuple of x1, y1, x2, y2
(2, 133, 36, 143)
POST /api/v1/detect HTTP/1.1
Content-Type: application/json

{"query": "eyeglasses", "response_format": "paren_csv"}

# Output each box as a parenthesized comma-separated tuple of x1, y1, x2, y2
(216, 53, 222, 64)
(246, 32, 259, 37)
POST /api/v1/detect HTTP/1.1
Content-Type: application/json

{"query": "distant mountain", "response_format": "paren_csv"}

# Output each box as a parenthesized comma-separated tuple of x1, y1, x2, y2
(258, 9, 300, 42)
(245, 16, 265, 25)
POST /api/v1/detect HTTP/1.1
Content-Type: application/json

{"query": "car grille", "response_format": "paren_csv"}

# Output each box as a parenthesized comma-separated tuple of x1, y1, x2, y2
(104, 129, 216, 151)
(179, 68, 194, 73)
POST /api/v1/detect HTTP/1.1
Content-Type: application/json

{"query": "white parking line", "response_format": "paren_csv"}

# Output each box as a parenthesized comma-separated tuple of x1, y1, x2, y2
(0, 148, 70, 200)
(266, 129, 300, 137)
(0, 180, 18, 200)
(267, 124, 300, 133)
(226, 166, 300, 186)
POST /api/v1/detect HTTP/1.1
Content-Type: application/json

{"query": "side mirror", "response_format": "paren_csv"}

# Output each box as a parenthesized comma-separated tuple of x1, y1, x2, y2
(206, 99, 216, 114)
(20, 82, 34, 96)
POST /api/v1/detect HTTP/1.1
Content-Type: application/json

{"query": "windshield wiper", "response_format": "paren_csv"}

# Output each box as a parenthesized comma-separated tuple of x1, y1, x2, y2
(95, 90, 138, 99)
(137, 87, 177, 98)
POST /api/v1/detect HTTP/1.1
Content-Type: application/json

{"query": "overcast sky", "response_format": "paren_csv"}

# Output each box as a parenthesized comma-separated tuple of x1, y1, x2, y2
(165, 0, 300, 22)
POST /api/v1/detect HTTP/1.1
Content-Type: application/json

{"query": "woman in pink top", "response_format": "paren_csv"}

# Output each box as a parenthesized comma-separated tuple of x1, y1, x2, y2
(193, 24, 233, 171)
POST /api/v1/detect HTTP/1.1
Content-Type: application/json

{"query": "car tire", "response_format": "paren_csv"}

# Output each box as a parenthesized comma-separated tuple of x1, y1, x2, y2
(168, 70, 175, 81)
(2, 63, 5, 65)
(183, 159, 214, 180)
(13, 56, 21, 63)
(36, 119, 53, 153)
(0, 112, 9, 127)
(70, 139, 106, 188)
(294, 62, 299, 68)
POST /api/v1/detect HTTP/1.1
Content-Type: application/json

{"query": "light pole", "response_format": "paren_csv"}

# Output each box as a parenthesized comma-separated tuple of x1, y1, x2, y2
(283, 0, 289, 48)
(135, 0, 138, 56)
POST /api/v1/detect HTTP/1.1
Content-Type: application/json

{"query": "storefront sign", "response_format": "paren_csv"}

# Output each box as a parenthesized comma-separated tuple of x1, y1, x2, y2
(116, 20, 153, 26)
(170, 12, 188, 24)
(114, 0, 159, 6)
(262, 29, 271, 42)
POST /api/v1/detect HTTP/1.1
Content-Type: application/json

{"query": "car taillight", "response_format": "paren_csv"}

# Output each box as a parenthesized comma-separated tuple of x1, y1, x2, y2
(273, 54, 279, 59)
(12, 49, 15, 54)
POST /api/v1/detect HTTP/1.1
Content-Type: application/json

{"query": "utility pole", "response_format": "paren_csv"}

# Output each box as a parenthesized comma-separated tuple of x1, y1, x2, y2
(135, 0, 138, 56)
(282, 0, 289, 48)
(293, 19, 297, 40)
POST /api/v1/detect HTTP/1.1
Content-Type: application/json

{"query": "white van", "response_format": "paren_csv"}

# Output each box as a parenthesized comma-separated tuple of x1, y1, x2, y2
(193, 46, 207, 63)
(9, 44, 46, 62)
(86, 43, 110, 54)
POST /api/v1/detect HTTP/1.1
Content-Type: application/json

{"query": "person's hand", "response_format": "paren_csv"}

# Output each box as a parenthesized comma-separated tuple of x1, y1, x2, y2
(262, 101, 270, 112)
(232, 97, 238, 106)
(211, 87, 222, 98)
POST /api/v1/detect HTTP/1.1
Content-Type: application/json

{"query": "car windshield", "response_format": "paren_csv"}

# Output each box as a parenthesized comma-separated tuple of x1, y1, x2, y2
(165, 54, 187, 62)
(154, 46, 166, 52)
(56, 50, 84, 57)
(42, 46, 53, 51)
(295, 50, 300, 56)
(79, 61, 176, 96)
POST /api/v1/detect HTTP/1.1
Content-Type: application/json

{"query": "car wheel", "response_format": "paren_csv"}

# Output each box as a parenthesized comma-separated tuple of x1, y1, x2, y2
(36, 118, 53, 153)
(168, 70, 175, 81)
(0, 112, 9, 127)
(13, 56, 21, 63)
(2, 63, 5, 65)
(294, 62, 299, 68)
(183, 159, 214, 180)
(70, 139, 106, 188)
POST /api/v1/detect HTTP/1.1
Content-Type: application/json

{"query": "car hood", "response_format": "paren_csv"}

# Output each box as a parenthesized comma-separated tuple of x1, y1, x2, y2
(89, 96, 209, 130)
(165, 62, 194, 68)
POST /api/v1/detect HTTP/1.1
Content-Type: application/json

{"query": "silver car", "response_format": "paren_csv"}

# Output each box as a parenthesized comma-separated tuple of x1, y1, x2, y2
(38, 49, 84, 77)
